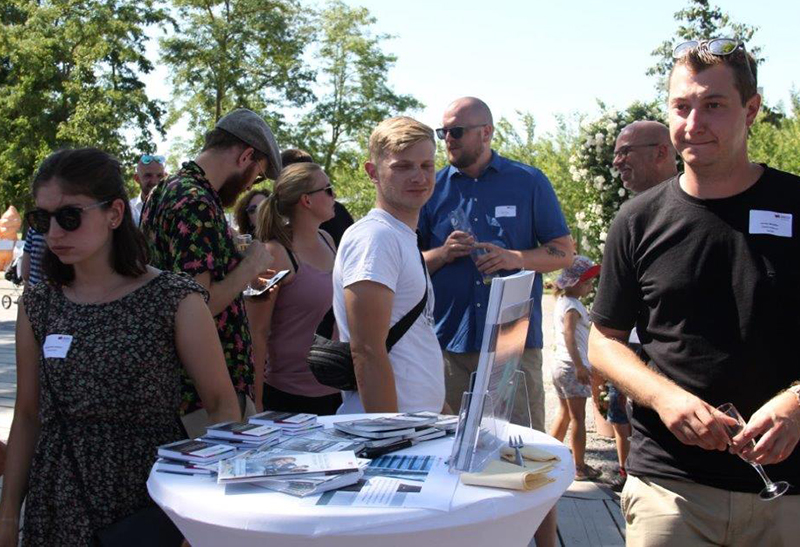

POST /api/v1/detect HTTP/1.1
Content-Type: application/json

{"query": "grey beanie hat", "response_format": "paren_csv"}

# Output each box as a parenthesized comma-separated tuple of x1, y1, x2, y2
(215, 108, 282, 180)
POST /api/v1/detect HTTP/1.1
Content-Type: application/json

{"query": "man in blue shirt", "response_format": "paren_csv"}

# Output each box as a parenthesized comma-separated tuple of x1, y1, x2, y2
(419, 98, 571, 547)
(419, 97, 573, 429)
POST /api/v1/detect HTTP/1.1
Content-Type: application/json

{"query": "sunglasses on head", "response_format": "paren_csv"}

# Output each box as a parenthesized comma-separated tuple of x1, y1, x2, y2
(673, 38, 753, 79)
(140, 154, 165, 165)
(26, 200, 111, 233)
(307, 185, 334, 198)
(435, 124, 486, 140)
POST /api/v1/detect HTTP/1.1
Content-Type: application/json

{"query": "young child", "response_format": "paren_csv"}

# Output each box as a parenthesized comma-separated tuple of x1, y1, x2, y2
(549, 255, 602, 481)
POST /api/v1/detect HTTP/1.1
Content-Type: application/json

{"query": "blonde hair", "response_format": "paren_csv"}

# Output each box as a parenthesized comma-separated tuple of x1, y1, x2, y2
(368, 116, 434, 162)
(255, 162, 323, 249)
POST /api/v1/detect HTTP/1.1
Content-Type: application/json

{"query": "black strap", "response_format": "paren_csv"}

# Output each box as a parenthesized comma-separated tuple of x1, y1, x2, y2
(318, 231, 336, 254)
(385, 250, 428, 352)
(286, 247, 299, 273)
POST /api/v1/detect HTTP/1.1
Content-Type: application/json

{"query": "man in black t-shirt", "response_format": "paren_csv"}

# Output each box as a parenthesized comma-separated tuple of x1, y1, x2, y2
(589, 40, 800, 546)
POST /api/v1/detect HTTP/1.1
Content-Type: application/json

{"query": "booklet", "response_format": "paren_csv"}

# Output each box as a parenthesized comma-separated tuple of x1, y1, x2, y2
(157, 439, 235, 463)
(275, 436, 362, 454)
(155, 458, 216, 475)
(206, 421, 281, 441)
(249, 411, 317, 429)
(252, 469, 364, 497)
(335, 414, 437, 433)
(217, 449, 360, 484)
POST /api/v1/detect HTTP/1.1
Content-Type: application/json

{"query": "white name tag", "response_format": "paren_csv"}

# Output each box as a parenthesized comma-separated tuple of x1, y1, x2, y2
(43, 334, 73, 359)
(495, 205, 516, 218)
(749, 210, 792, 238)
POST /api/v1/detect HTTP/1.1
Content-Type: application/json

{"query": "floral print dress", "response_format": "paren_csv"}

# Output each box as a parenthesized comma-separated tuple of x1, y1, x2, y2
(21, 272, 203, 545)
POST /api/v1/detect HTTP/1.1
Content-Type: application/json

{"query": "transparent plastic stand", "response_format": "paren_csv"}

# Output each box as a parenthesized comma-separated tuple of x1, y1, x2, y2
(448, 369, 531, 473)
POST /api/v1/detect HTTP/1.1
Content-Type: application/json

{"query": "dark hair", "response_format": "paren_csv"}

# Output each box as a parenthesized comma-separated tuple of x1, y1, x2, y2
(202, 127, 266, 162)
(280, 148, 314, 166)
(31, 148, 149, 285)
(671, 46, 758, 106)
(234, 188, 271, 236)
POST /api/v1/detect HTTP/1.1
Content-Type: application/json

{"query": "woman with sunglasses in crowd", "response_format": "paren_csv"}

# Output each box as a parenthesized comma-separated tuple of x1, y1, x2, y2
(233, 188, 271, 237)
(247, 162, 342, 415)
(0, 148, 240, 546)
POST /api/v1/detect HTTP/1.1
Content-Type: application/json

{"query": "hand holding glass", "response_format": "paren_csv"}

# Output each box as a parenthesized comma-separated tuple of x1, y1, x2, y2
(236, 234, 264, 297)
(716, 402, 790, 500)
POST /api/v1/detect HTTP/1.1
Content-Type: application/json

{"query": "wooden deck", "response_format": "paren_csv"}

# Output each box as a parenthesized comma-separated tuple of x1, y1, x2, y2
(0, 280, 626, 546)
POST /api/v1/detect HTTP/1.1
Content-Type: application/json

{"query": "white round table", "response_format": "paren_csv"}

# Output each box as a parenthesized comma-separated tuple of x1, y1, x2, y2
(148, 415, 574, 547)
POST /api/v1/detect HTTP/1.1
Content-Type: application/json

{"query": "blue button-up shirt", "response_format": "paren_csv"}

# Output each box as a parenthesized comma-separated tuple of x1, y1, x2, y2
(418, 151, 570, 352)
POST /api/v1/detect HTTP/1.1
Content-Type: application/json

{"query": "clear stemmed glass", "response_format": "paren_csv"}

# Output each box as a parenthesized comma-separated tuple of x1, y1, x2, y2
(716, 402, 791, 501)
(236, 234, 259, 297)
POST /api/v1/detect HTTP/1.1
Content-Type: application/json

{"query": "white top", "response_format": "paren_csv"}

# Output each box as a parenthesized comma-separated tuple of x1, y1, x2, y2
(553, 295, 591, 368)
(130, 194, 144, 226)
(333, 208, 445, 414)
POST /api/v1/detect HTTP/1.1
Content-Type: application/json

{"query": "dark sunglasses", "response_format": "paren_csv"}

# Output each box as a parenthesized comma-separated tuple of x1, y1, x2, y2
(245, 204, 260, 214)
(26, 200, 111, 233)
(435, 124, 486, 140)
(140, 154, 165, 165)
(307, 185, 334, 197)
(673, 38, 753, 79)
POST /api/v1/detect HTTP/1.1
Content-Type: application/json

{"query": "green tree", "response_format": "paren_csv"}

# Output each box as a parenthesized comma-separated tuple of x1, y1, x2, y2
(647, 0, 760, 94)
(294, 0, 422, 173)
(160, 0, 314, 152)
(0, 0, 166, 210)
(750, 91, 800, 176)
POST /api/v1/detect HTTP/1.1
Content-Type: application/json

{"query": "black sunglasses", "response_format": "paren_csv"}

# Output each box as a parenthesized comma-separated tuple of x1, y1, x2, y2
(26, 200, 111, 233)
(245, 204, 260, 214)
(673, 38, 754, 80)
(307, 185, 334, 197)
(435, 124, 486, 140)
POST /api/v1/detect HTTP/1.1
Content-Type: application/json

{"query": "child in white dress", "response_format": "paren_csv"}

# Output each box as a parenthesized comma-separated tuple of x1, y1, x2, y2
(549, 255, 602, 481)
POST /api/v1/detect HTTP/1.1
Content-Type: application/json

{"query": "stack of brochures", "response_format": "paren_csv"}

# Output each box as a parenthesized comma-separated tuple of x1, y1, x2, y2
(333, 413, 448, 445)
(204, 421, 282, 449)
(249, 411, 323, 436)
(155, 439, 237, 475)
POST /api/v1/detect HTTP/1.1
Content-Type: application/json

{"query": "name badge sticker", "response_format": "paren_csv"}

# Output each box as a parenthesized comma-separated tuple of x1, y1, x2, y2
(43, 334, 73, 359)
(495, 205, 516, 218)
(749, 210, 792, 238)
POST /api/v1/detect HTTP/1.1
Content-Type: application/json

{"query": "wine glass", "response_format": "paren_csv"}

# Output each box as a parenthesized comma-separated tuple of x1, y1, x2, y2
(235, 234, 259, 297)
(716, 402, 790, 501)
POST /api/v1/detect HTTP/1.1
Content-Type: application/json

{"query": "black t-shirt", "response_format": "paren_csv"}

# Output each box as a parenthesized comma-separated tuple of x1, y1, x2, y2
(591, 166, 800, 493)
(320, 201, 355, 247)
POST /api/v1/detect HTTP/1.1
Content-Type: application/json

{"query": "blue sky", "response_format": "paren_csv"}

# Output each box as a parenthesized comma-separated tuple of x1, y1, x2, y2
(145, 0, 800, 152)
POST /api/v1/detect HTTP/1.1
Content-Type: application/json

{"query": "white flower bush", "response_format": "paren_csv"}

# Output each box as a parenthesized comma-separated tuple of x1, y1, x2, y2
(570, 101, 665, 263)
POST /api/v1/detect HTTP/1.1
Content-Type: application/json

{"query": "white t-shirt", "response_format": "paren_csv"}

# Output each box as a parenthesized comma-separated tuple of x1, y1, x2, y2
(553, 295, 592, 368)
(130, 194, 143, 226)
(333, 208, 445, 414)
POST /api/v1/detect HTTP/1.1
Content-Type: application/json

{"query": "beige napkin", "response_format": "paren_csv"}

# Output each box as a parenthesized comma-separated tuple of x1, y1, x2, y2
(499, 444, 560, 463)
(460, 458, 556, 491)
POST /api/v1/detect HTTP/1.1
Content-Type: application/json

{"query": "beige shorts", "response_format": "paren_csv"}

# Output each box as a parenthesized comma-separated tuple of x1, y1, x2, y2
(622, 474, 800, 547)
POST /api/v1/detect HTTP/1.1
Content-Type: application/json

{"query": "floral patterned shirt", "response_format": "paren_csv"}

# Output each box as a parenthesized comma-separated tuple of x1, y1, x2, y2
(141, 161, 253, 414)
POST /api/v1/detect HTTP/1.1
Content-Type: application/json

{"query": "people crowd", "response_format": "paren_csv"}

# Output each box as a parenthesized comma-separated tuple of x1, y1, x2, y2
(0, 37, 798, 547)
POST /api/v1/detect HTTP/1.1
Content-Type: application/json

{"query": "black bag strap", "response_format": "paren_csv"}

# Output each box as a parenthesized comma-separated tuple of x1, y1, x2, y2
(385, 250, 428, 352)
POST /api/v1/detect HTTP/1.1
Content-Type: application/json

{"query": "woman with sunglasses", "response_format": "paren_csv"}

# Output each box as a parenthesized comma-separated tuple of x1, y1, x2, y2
(233, 188, 271, 237)
(0, 148, 240, 546)
(247, 162, 341, 415)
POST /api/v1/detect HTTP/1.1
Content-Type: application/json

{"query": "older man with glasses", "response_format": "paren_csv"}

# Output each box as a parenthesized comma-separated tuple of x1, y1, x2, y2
(418, 96, 573, 547)
(613, 121, 678, 194)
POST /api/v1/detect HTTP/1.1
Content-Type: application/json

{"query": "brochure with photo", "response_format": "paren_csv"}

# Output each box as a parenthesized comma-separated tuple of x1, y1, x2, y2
(157, 439, 236, 463)
(217, 449, 360, 484)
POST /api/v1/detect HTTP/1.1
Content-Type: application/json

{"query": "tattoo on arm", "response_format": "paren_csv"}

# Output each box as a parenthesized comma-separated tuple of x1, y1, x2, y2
(545, 245, 566, 258)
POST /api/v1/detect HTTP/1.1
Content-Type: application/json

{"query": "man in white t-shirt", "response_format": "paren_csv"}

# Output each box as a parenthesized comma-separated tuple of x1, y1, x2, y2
(333, 116, 445, 414)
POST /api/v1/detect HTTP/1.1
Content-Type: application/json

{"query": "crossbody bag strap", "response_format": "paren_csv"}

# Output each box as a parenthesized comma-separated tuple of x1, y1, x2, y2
(385, 250, 428, 352)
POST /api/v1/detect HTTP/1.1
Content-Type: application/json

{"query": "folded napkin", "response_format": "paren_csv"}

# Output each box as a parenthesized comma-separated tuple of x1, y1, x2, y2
(460, 458, 556, 491)
(499, 444, 560, 463)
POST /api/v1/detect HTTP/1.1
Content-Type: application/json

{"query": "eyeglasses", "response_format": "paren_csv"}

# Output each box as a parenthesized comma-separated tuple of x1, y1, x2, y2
(306, 185, 334, 197)
(26, 200, 111, 233)
(435, 124, 486, 140)
(613, 143, 660, 159)
(672, 38, 753, 80)
(140, 154, 165, 165)
(245, 204, 260, 214)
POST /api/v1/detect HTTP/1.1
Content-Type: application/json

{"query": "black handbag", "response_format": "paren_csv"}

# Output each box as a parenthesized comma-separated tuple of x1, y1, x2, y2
(39, 292, 184, 547)
(308, 250, 429, 391)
